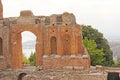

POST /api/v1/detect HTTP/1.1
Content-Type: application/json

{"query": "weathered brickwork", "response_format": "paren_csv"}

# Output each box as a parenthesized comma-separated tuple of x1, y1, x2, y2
(0, 0, 90, 70)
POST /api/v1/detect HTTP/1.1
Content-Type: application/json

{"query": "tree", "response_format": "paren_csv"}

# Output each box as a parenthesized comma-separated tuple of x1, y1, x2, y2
(116, 56, 120, 66)
(29, 52, 36, 66)
(83, 37, 105, 65)
(82, 25, 113, 66)
(22, 54, 30, 64)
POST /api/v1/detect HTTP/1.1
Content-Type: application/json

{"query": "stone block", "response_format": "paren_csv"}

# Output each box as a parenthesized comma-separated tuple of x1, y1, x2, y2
(82, 55, 89, 59)
(20, 10, 33, 17)
(96, 65, 103, 71)
(63, 66, 73, 70)
(43, 55, 49, 58)
(55, 55, 61, 58)
(74, 66, 84, 70)
(70, 55, 76, 58)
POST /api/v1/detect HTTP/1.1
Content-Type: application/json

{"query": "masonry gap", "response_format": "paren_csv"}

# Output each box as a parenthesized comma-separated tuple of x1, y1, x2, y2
(51, 37, 57, 55)
(21, 31, 36, 67)
(53, 24, 54, 26)
(66, 30, 68, 32)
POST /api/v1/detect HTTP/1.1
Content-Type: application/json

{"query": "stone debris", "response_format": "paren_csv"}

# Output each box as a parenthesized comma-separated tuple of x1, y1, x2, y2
(0, 67, 110, 80)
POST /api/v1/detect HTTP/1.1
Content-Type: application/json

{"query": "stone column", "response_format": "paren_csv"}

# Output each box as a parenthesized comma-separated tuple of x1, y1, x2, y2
(57, 27, 62, 56)
(36, 34, 43, 66)
(71, 27, 76, 55)
(16, 33, 22, 68)
(0, 0, 3, 19)
(10, 33, 22, 68)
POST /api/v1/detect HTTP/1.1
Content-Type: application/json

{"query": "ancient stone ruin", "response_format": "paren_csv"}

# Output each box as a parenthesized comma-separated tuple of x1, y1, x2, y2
(0, 0, 90, 70)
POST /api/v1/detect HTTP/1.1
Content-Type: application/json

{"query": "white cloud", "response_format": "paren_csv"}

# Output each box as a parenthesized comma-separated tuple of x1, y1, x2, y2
(21, 31, 36, 43)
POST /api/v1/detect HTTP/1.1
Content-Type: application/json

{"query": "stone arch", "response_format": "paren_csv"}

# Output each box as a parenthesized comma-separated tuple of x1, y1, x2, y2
(18, 30, 37, 66)
(10, 26, 43, 68)
(50, 36, 57, 55)
(21, 31, 37, 61)
(18, 73, 27, 80)
(0, 37, 3, 56)
(63, 35, 71, 55)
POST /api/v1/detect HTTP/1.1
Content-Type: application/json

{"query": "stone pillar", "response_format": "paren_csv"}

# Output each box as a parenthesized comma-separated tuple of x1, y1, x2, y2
(59, 28, 64, 56)
(71, 27, 76, 55)
(44, 28, 50, 56)
(10, 33, 22, 68)
(3, 25, 11, 68)
(0, 0, 3, 19)
(57, 27, 62, 56)
(16, 33, 22, 68)
(36, 35, 43, 66)
(76, 25, 85, 55)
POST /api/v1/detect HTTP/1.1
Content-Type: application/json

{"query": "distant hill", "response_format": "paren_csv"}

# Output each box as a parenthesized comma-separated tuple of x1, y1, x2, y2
(109, 40, 120, 60)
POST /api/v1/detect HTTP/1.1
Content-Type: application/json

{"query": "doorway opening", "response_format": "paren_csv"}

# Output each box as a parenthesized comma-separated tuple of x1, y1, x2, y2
(21, 31, 36, 67)
(51, 37, 57, 55)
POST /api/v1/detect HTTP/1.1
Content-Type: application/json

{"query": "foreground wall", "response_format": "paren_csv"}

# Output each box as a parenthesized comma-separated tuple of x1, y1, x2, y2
(0, 69, 107, 80)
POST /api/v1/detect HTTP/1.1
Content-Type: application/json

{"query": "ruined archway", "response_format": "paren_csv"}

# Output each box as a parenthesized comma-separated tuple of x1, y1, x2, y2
(10, 25, 43, 68)
(21, 31, 37, 66)
(50, 37, 57, 55)
(0, 38, 3, 56)
(12, 30, 37, 68)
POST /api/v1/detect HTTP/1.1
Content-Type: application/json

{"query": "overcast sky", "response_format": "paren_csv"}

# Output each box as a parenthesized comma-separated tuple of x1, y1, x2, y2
(2, 0, 120, 41)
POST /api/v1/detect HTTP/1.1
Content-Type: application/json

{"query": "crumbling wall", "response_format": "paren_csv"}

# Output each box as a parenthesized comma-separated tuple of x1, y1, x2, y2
(0, 8, 90, 70)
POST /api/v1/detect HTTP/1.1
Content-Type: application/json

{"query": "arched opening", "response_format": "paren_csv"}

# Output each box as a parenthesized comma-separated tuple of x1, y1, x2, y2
(63, 35, 71, 55)
(21, 31, 36, 67)
(51, 37, 57, 55)
(0, 38, 3, 56)
(18, 73, 27, 80)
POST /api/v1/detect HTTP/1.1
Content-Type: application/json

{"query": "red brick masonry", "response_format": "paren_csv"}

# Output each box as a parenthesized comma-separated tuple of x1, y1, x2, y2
(0, 0, 90, 70)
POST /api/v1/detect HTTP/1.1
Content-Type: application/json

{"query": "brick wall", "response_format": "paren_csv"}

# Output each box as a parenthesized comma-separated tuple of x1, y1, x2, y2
(42, 55, 90, 70)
